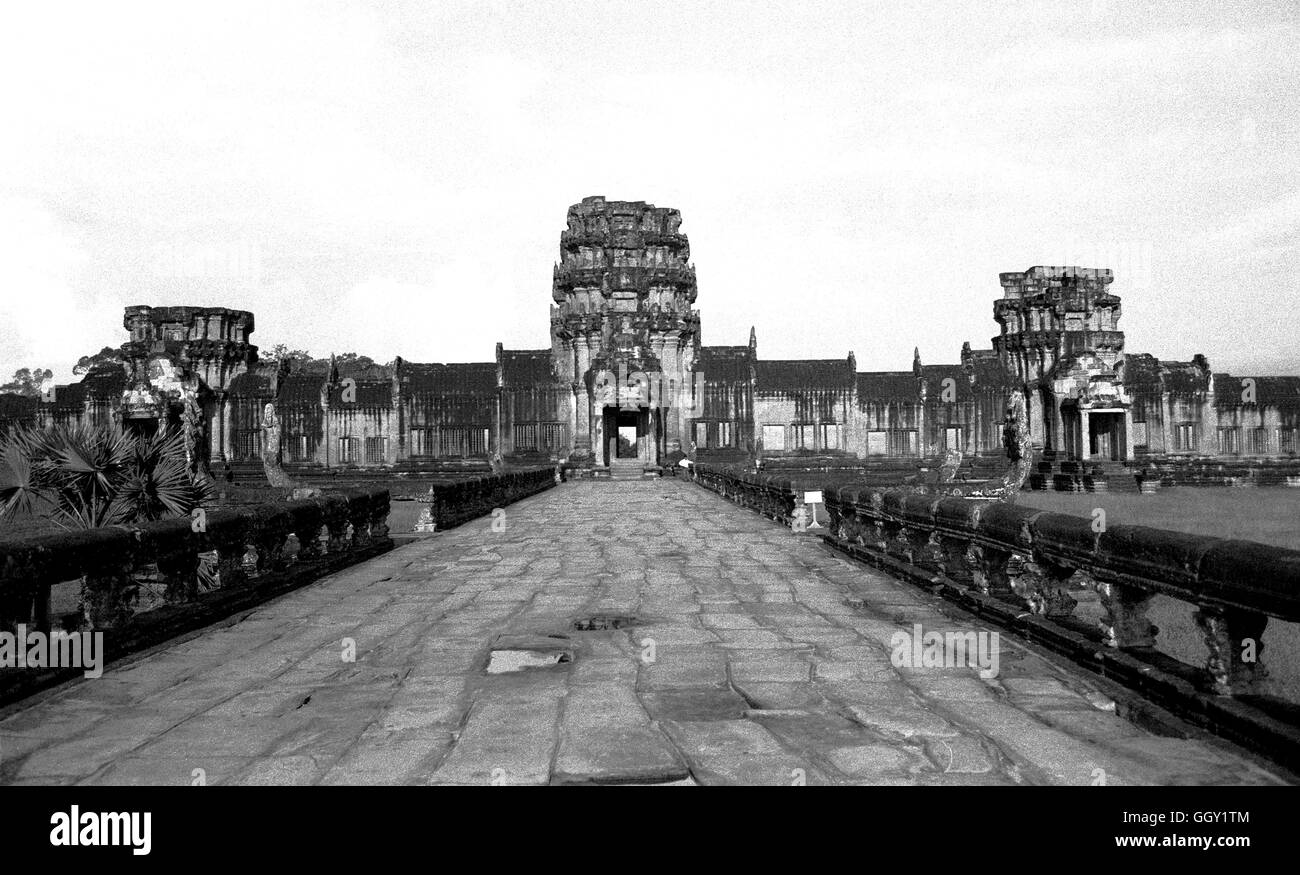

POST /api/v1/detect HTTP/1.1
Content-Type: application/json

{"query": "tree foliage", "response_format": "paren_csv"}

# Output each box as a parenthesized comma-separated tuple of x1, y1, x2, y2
(73, 346, 125, 375)
(0, 367, 54, 397)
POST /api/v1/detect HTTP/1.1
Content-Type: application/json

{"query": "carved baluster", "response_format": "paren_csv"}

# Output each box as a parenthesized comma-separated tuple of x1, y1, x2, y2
(1010, 557, 1079, 618)
(969, 545, 1015, 598)
(158, 550, 201, 604)
(1089, 578, 1158, 648)
(349, 502, 372, 548)
(214, 533, 249, 588)
(936, 534, 975, 586)
(878, 519, 898, 556)
(325, 508, 350, 554)
(294, 518, 324, 562)
(82, 563, 138, 629)
(866, 518, 888, 552)
(1194, 607, 1268, 695)
(255, 528, 289, 573)
(916, 530, 945, 571)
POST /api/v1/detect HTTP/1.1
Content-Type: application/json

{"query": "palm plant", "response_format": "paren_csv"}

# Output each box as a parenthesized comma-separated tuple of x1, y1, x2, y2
(109, 428, 213, 524)
(0, 423, 211, 530)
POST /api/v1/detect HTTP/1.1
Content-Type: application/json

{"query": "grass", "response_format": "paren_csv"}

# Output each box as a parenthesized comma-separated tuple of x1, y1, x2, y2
(1016, 487, 1300, 551)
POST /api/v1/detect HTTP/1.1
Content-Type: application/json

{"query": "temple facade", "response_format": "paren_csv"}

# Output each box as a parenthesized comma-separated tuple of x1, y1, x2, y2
(5, 196, 1298, 470)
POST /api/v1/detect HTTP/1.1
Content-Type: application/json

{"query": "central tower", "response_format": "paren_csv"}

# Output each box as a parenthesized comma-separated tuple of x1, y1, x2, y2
(549, 196, 701, 470)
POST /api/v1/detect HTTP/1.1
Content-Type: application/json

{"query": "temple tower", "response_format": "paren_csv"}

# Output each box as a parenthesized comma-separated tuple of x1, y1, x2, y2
(992, 267, 1130, 460)
(120, 306, 258, 463)
(549, 196, 701, 469)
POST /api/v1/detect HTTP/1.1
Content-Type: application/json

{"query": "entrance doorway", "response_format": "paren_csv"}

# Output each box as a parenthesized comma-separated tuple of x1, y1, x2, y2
(601, 406, 657, 466)
(1089, 412, 1125, 461)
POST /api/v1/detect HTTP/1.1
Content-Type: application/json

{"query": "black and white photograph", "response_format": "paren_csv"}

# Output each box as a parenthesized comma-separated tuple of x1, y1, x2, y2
(0, 0, 1296, 858)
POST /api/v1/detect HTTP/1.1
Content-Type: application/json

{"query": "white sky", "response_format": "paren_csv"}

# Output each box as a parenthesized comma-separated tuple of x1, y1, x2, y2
(2, 0, 1297, 385)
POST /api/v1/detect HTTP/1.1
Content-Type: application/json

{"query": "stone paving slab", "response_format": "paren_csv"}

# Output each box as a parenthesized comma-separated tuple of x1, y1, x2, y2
(0, 479, 1290, 786)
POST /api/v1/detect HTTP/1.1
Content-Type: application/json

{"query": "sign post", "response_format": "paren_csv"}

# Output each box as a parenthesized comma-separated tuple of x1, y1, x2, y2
(803, 490, 824, 529)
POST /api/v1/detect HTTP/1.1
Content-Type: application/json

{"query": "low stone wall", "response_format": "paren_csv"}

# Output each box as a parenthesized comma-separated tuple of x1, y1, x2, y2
(1135, 455, 1300, 487)
(427, 467, 556, 530)
(0, 488, 392, 705)
(692, 466, 800, 525)
(691, 463, 1300, 772)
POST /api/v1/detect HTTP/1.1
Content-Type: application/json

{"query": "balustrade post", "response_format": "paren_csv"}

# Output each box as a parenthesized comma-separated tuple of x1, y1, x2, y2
(969, 545, 1016, 598)
(294, 519, 324, 562)
(158, 551, 201, 604)
(936, 534, 975, 585)
(1089, 578, 1158, 648)
(82, 563, 138, 629)
(1010, 557, 1079, 618)
(1194, 607, 1268, 695)
(349, 501, 372, 548)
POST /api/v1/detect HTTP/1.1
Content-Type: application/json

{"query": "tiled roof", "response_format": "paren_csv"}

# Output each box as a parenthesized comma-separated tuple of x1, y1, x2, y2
(1122, 353, 1164, 387)
(1160, 361, 1211, 394)
(1215, 374, 1300, 409)
(697, 346, 754, 383)
(967, 357, 1017, 388)
(404, 362, 497, 394)
(501, 351, 557, 387)
(277, 373, 327, 405)
(755, 359, 852, 392)
(326, 379, 392, 407)
(919, 364, 973, 401)
(228, 372, 273, 396)
(856, 371, 918, 402)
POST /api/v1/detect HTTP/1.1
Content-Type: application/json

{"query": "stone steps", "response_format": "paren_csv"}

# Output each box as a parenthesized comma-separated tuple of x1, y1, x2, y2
(609, 459, 646, 480)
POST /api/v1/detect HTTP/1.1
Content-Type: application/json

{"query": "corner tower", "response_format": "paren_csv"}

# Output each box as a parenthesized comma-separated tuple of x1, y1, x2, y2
(549, 196, 701, 469)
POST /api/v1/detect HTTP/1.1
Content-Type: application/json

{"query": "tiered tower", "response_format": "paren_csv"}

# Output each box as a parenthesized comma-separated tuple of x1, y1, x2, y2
(549, 196, 701, 467)
(992, 267, 1130, 459)
(992, 267, 1123, 384)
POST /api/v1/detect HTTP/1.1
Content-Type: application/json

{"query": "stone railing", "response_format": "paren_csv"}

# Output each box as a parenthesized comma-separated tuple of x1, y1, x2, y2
(691, 465, 799, 525)
(691, 464, 1300, 770)
(0, 489, 392, 704)
(427, 468, 556, 530)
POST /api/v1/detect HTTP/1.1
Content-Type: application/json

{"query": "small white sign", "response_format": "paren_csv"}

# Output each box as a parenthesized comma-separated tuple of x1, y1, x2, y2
(804, 490, 823, 505)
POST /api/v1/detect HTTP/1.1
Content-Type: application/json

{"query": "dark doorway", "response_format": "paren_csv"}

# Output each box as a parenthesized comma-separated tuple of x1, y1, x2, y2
(1088, 412, 1125, 461)
(602, 405, 654, 466)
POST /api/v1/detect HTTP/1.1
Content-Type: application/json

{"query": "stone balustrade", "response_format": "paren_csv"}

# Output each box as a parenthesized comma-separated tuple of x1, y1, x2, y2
(0, 489, 391, 703)
(691, 465, 798, 526)
(426, 468, 556, 530)
(691, 463, 1300, 770)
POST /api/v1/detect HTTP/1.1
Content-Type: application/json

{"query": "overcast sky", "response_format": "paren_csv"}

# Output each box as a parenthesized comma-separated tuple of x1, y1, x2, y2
(2, 0, 1297, 386)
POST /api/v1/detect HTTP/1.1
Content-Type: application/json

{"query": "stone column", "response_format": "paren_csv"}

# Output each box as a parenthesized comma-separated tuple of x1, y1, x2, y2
(592, 400, 604, 466)
(1027, 388, 1044, 449)
(221, 395, 235, 462)
(1201, 393, 1216, 455)
(1078, 409, 1090, 460)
